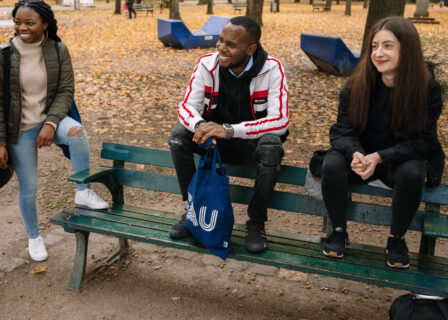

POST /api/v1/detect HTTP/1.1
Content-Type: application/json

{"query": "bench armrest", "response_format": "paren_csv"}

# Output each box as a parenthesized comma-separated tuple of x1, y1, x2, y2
(424, 212, 448, 238)
(68, 167, 117, 184)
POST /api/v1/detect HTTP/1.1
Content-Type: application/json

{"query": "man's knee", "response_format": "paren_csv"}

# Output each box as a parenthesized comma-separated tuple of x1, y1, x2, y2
(168, 125, 193, 151)
(256, 134, 284, 167)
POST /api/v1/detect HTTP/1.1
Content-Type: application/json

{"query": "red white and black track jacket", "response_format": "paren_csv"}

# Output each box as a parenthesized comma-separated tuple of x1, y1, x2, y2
(177, 51, 289, 139)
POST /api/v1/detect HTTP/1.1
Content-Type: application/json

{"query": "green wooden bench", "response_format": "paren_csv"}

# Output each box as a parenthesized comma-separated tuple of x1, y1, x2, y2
(50, 143, 448, 295)
(232, 1, 247, 13)
(125, 3, 154, 16)
(312, 2, 330, 11)
(137, 3, 154, 16)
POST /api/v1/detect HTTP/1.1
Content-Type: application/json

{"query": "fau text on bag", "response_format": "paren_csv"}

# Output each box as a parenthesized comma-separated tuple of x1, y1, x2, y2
(185, 146, 234, 260)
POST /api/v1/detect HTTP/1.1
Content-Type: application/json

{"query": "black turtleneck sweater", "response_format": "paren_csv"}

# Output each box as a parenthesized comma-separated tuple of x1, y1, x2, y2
(360, 80, 395, 154)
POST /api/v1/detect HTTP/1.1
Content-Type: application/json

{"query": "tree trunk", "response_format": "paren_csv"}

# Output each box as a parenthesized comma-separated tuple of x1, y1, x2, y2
(206, 0, 213, 14)
(345, 0, 351, 15)
(198, 0, 206, 5)
(361, 0, 406, 55)
(309, 0, 313, 4)
(170, 0, 181, 19)
(228, 0, 232, 4)
(325, 0, 332, 10)
(414, 0, 429, 17)
(275, 0, 280, 12)
(363, 0, 368, 8)
(246, 0, 264, 26)
(114, 0, 121, 14)
(336, 0, 339, 4)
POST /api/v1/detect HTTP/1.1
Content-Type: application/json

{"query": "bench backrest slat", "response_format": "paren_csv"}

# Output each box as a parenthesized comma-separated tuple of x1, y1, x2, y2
(102, 143, 448, 204)
(113, 170, 425, 231)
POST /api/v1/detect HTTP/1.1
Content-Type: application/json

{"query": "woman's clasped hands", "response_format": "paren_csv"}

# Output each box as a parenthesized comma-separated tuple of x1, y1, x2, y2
(351, 151, 382, 180)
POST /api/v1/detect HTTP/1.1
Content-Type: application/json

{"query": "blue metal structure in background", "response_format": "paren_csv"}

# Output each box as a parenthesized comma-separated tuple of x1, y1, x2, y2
(158, 16, 230, 49)
(300, 33, 360, 76)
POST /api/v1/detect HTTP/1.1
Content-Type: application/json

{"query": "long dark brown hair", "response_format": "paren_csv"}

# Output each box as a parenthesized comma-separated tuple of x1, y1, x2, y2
(348, 16, 430, 138)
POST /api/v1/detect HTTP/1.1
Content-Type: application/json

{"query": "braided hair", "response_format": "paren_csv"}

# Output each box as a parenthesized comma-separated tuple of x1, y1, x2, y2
(12, 0, 61, 42)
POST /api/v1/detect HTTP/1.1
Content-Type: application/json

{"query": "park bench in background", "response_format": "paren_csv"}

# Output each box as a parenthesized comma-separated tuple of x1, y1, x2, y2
(51, 143, 448, 295)
(135, 3, 154, 16)
(232, 1, 247, 13)
(123, 2, 154, 16)
(312, 1, 330, 11)
(157, 16, 229, 49)
(300, 33, 360, 76)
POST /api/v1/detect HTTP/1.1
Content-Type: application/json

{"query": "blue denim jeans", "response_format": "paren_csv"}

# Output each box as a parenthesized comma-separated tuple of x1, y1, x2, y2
(8, 117, 90, 239)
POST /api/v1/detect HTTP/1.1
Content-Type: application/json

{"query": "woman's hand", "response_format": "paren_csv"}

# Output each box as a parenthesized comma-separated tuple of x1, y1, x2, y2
(35, 124, 56, 149)
(351, 152, 368, 172)
(0, 145, 8, 169)
(352, 152, 382, 180)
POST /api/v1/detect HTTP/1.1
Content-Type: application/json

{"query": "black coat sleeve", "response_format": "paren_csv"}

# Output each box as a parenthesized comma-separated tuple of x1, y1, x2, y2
(329, 85, 366, 159)
(377, 79, 443, 165)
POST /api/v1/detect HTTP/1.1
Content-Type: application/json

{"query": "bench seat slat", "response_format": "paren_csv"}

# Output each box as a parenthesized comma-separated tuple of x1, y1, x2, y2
(106, 204, 448, 268)
(51, 209, 448, 296)
(65, 207, 448, 275)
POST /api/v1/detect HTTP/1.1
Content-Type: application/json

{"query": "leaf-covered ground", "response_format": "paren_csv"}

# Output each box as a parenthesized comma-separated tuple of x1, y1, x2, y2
(0, 6, 448, 318)
(2, 2, 446, 167)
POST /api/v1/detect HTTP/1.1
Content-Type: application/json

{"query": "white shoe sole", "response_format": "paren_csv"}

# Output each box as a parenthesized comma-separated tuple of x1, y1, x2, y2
(386, 261, 409, 269)
(322, 249, 344, 259)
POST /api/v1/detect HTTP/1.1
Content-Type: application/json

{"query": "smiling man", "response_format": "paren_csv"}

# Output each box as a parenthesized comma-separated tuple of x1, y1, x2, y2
(168, 16, 289, 253)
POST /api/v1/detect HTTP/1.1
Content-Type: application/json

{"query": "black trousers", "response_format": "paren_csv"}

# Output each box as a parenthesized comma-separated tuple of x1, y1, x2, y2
(168, 124, 284, 224)
(321, 150, 426, 237)
(127, 1, 136, 18)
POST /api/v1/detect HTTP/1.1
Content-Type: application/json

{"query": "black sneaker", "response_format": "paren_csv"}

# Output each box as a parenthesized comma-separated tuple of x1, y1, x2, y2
(386, 236, 410, 269)
(244, 221, 268, 253)
(323, 230, 349, 258)
(169, 213, 191, 239)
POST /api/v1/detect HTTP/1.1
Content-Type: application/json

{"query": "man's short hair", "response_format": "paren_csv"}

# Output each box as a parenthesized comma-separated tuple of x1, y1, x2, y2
(228, 16, 261, 44)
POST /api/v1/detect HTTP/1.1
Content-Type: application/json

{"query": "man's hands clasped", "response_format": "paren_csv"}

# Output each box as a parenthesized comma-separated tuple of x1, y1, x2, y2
(351, 151, 382, 180)
(193, 121, 232, 147)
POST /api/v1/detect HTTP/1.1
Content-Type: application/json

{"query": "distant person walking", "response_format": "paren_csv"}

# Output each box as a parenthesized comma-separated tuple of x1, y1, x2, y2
(126, 0, 137, 19)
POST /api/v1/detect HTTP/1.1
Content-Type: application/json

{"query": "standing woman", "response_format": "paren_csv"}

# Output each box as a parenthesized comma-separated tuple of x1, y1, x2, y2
(320, 16, 444, 268)
(0, 0, 108, 262)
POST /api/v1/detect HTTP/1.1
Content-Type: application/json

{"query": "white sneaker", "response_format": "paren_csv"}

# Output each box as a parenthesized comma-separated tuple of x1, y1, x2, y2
(75, 188, 109, 209)
(28, 236, 48, 262)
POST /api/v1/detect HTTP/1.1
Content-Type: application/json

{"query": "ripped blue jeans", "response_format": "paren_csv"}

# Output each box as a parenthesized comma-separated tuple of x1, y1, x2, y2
(8, 116, 90, 239)
(168, 124, 285, 224)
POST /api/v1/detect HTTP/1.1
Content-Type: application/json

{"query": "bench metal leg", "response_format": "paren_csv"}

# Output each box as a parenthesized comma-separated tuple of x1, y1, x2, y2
(106, 238, 133, 265)
(69, 236, 133, 292)
(419, 234, 436, 255)
(85, 238, 133, 283)
(68, 231, 90, 292)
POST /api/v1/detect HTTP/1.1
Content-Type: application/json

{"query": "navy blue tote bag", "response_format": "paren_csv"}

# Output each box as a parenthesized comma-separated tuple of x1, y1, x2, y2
(185, 146, 234, 260)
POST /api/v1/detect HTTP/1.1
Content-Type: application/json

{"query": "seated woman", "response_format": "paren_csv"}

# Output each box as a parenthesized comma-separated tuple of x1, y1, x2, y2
(320, 16, 444, 269)
(0, 0, 108, 262)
